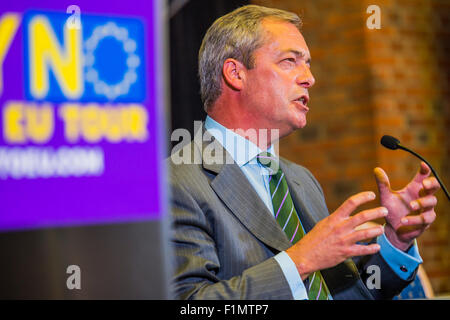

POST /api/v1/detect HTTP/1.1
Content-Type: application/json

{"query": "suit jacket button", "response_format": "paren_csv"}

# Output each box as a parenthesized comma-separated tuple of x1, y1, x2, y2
(400, 266, 408, 272)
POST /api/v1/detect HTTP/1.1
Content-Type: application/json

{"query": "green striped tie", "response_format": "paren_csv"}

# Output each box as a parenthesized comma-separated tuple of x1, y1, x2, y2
(257, 152, 330, 300)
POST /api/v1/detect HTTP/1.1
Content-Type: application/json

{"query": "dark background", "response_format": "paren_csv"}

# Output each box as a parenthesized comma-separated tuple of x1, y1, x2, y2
(168, 0, 248, 148)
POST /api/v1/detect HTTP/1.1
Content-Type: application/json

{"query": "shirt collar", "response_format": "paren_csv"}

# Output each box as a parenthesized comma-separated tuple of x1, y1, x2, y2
(204, 115, 276, 167)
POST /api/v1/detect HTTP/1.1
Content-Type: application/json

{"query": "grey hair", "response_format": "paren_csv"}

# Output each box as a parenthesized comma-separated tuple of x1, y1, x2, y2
(198, 5, 302, 111)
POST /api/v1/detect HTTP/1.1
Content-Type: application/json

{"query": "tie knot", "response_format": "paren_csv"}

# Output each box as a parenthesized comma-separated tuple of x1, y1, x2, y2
(256, 152, 280, 174)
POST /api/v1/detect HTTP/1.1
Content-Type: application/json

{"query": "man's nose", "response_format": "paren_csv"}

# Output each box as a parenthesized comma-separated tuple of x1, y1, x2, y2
(296, 64, 315, 88)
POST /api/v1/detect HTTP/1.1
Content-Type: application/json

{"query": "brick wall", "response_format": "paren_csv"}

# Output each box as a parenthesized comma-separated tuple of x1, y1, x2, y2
(253, 0, 450, 294)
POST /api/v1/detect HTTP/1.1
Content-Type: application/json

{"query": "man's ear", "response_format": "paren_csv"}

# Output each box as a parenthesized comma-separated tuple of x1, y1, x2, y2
(222, 58, 246, 91)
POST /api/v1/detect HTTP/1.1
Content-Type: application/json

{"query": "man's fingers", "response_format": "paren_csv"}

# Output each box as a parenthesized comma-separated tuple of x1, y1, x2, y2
(374, 167, 391, 197)
(334, 192, 376, 218)
(413, 161, 431, 184)
(401, 210, 436, 227)
(422, 177, 440, 195)
(347, 243, 381, 257)
(345, 207, 388, 230)
(344, 226, 384, 245)
(402, 194, 437, 227)
(409, 195, 437, 211)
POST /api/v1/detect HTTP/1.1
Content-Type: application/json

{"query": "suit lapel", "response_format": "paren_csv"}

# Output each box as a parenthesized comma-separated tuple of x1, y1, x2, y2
(201, 129, 292, 252)
(210, 164, 292, 252)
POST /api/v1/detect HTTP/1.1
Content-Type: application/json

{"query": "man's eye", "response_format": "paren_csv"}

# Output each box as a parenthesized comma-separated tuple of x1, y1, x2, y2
(280, 58, 296, 67)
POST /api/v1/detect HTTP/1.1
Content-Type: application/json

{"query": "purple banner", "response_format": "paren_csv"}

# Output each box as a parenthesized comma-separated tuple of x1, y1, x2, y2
(0, 1, 166, 231)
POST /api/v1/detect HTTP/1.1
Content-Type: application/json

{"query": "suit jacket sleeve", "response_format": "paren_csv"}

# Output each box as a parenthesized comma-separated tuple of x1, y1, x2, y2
(170, 182, 293, 300)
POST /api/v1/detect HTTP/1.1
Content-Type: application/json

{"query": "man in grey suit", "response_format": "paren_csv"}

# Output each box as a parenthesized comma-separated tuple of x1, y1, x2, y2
(169, 5, 440, 299)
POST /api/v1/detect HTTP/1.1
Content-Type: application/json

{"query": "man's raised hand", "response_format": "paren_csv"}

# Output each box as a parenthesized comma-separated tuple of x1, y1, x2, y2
(286, 191, 387, 280)
(374, 161, 440, 251)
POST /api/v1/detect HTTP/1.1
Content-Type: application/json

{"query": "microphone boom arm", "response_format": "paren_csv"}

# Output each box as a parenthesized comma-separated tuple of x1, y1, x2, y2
(397, 143, 450, 201)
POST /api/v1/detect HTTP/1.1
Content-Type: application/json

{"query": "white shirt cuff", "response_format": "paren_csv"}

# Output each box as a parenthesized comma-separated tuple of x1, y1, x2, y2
(274, 251, 308, 300)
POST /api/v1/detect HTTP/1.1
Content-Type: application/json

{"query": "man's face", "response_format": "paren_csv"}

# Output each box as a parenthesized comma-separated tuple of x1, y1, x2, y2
(242, 19, 315, 137)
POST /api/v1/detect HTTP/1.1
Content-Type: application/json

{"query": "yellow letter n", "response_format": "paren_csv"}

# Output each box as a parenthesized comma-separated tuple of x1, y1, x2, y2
(28, 15, 83, 99)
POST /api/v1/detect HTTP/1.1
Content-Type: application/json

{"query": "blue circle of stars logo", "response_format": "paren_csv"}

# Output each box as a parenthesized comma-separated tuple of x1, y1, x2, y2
(84, 22, 140, 100)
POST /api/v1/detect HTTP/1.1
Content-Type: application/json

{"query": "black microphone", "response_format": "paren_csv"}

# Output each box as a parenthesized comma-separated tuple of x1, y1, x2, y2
(380, 135, 449, 201)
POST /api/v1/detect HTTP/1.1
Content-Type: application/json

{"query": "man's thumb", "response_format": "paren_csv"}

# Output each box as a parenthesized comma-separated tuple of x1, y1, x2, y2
(374, 167, 391, 195)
